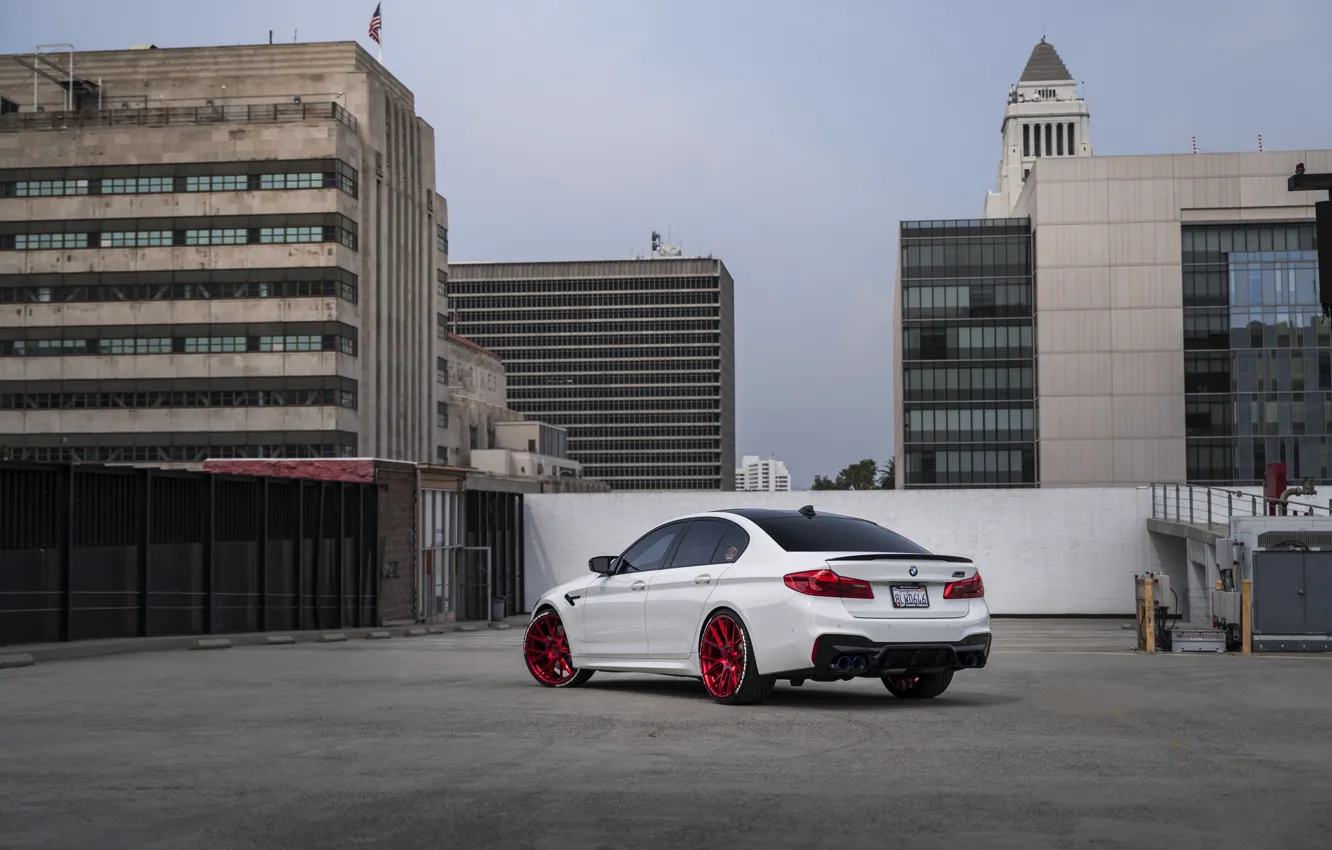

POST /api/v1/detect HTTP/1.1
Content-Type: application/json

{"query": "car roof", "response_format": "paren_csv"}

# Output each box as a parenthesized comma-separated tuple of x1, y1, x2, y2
(710, 507, 866, 521)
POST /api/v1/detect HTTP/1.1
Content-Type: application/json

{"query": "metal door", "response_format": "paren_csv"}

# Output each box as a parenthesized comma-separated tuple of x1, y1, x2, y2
(459, 546, 493, 622)
(1303, 551, 1332, 634)
(1252, 550, 1307, 634)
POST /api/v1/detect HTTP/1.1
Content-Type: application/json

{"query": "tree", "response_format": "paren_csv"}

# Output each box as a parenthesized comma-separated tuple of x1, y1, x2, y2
(810, 458, 895, 491)
(877, 458, 895, 490)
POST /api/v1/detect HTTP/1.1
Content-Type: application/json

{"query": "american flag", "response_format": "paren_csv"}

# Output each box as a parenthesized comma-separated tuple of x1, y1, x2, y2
(368, 3, 382, 45)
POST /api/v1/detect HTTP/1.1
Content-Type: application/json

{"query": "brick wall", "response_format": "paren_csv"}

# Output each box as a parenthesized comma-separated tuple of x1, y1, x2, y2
(376, 466, 419, 625)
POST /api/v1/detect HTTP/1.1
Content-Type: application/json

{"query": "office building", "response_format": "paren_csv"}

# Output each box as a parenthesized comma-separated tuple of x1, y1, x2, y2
(449, 257, 736, 490)
(895, 38, 1329, 488)
(735, 454, 790, 492)
(0, 42, 443, 464)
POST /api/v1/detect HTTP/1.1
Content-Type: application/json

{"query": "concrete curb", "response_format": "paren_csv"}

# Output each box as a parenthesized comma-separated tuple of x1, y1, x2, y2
(190, 638, 232, 651)
(366, 631, 392, 640)
(426, 627, 446, 634)
(404, 627, 428, 637)
(0, 653, 36, 669)
(456, 624, 479, 632)
(318, 633, 348, 643)
(488, 622, 512, 631)
(267, 635, 296, 645)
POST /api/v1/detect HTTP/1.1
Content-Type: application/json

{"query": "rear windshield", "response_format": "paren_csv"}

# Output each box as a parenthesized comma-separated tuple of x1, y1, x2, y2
(753, 515, 932, 554)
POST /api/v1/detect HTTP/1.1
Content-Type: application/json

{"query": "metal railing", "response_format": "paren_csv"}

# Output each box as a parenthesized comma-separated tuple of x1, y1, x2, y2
(0, 101, 358, 134)
(1150, 482, 1332, 527)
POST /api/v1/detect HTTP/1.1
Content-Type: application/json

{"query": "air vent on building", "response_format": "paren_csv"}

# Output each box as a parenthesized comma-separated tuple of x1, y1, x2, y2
(1256, 530, 1332, 551)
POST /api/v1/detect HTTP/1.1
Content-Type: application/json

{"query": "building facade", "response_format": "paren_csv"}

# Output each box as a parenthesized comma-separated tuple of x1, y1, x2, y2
(898, 218, 1038, 487)
(449, 258, 736, 490)
(735, 455, 790, 491)
(895, 39, 1328, 488)
(0, 42, 443, 464)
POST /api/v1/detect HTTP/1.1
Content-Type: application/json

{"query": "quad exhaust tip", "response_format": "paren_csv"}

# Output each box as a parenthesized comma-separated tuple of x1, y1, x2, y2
(832, 654, 870, 672)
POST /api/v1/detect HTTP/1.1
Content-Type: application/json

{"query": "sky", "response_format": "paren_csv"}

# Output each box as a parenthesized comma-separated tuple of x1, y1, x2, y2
(5, 0, 1332, 487)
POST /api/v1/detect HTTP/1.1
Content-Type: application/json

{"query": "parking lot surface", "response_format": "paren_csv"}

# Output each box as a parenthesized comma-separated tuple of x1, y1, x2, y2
(2, 619, 1331, 850)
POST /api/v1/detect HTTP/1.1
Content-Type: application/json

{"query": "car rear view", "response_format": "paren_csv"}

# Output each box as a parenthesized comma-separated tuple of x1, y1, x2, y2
(735, 507, 991, 699)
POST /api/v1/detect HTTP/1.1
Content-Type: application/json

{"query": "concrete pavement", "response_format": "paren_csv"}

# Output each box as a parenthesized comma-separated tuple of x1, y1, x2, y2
(2, 620, 1330, 849)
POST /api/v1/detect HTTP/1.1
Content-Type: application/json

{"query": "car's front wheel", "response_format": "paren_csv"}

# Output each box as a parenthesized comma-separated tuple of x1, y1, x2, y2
(882, 670, 953, 699)
(699, 609, 767, 705)
(524, 610, 594, 688)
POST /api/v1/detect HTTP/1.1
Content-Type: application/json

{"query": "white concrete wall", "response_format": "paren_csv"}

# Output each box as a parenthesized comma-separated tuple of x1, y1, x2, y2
(524, 488, 1168, 616)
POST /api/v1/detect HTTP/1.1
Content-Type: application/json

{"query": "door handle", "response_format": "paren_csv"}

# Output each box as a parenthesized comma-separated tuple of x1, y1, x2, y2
(694, 574, 712, 585)
(631, 580, 646, 591)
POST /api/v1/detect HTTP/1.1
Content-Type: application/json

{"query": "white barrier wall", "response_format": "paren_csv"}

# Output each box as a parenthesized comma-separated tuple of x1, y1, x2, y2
(523, 487, 1168, 616)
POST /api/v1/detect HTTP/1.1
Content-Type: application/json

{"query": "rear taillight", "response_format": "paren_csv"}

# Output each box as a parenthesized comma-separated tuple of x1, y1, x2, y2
(784, 568, 874, 600)
(944, 571, 985, 599)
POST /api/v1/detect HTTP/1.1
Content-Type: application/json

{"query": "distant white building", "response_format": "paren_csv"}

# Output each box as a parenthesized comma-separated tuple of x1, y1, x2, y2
(735, 455, 791, 492)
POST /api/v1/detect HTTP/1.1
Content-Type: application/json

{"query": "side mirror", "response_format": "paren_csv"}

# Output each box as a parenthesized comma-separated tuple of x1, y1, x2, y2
(588, 555, 617, 574)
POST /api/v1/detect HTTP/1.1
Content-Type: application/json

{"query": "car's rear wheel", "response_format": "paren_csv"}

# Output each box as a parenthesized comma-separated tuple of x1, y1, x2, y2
(882, 670, 953, 699)
(524, 610, 594, 688)
(699, 609, 767, 705)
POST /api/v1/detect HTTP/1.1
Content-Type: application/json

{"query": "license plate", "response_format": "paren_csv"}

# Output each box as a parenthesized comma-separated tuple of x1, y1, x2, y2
(890, 585, 930, 609)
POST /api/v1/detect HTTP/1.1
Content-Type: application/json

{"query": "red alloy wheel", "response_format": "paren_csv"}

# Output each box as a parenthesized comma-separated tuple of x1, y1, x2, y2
(524, 611, 577, 685)
(700, 614, 746, 698)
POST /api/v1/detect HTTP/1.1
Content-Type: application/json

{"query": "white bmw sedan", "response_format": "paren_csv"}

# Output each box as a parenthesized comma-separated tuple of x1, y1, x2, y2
(523, 505, 991, 705)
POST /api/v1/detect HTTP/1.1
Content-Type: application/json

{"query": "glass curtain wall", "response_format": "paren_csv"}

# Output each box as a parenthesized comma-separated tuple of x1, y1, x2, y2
(1183, 222, 1322, 484)
(900, 218, 1037, 487)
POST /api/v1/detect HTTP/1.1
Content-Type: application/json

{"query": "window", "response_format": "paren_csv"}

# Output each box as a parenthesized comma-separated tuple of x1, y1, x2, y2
(668, 519, 732, 568)
(616, 522, 686, 573)
(437, 357, 449, 384)
(1034, 124, 1041, 157)
(1022, 124, 1030, 157)
(1023, 168, 1030, 182)
(469, 424, 478, 449)
(7, 179, 88, 197)
(259, 226, 323, 244)
(1067, 123, 1075, 153)
(259, 173, 325, 190)
(1056, 123, 1064, 156)
(104, 230, 173, 248)
(1045, 124, 1052, 158)
(437, 225, 449, 254)
(102, 176, 172, 194)
(436, 445, 447, 461)
(715, 521, 753, 563)
(185, 175, 247, 192)
(437, 269, 449, 297)
(13, 233, 88, 250)
(438, 313, 448, 340)
(437, 401, 449, 428)
(184, 336, 246, 353)
(753, 515, 931, 554)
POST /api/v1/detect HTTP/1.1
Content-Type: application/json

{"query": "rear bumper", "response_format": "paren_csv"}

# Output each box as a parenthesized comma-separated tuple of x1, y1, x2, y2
(806, 633, 992, 678)
(741, 594, 991, 677)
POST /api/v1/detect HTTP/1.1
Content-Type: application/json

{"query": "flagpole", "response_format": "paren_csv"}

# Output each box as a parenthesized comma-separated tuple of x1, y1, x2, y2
(378, 1, 383, 64)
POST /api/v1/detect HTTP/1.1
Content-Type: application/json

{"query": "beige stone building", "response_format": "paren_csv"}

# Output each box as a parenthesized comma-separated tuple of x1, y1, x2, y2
(0, 42, 444, 464)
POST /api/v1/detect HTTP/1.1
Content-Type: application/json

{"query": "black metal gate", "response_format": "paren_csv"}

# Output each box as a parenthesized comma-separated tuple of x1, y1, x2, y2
(0, 462, 378, 647)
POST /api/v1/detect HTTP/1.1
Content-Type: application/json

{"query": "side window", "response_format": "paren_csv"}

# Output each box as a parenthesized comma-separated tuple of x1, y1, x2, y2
(711, 523, 750, 565)
(668, 520, 730, 569)
(617, 522, 685, 574)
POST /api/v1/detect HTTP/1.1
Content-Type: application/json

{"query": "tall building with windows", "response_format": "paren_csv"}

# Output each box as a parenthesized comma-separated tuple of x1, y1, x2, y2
(449, 258, 736, 490)
(895, 38, 1329, 488)
(0, 42, 444, 464)
(735, 455, 790, 492)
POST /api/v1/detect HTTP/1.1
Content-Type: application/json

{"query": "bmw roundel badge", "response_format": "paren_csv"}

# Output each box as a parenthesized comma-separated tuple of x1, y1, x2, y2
(908, 566, 918, 576)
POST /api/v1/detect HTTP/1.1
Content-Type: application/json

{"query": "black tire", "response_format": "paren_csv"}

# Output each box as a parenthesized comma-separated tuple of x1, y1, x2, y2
(882, 670, 953, 699)
(524, 610, 595, 689)
(761, 676, 778, 699)
(699, 609, 767, 706)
